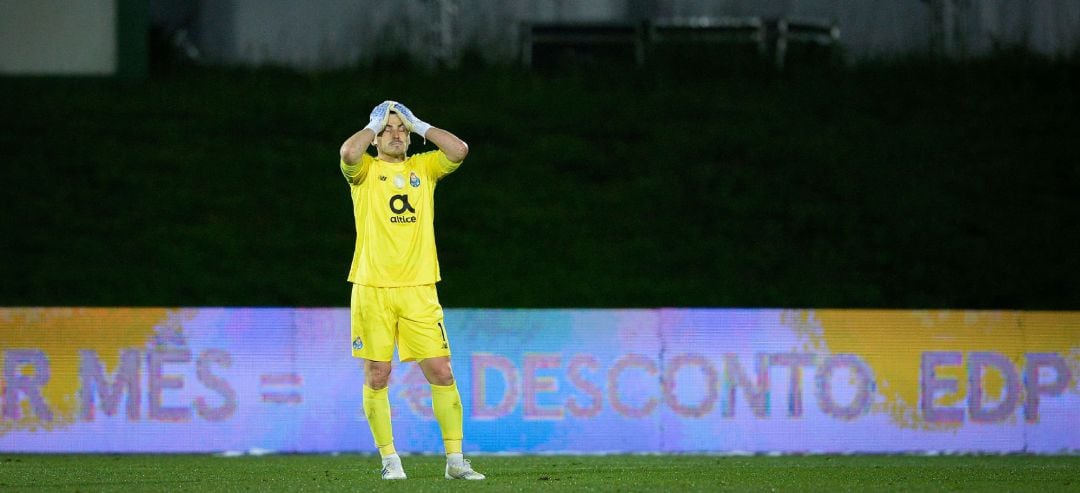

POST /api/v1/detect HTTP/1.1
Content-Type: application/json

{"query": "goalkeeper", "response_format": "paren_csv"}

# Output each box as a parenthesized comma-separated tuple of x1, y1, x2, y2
(339, 100, 484, 481)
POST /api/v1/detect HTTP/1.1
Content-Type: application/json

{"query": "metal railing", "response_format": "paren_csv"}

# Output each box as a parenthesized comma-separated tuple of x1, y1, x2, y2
(521, 16, 839, 70)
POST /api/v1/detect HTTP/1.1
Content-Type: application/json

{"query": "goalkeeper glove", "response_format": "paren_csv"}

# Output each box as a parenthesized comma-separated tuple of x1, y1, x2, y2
(363, 100, 393, 134)
(389, 101, 432, 138)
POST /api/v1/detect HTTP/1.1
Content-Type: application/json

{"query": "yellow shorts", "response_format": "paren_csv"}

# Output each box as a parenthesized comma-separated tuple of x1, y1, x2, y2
(350, 283, 450, 362)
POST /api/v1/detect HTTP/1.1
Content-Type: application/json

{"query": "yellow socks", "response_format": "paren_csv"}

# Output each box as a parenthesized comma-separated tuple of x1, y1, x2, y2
(366, 382, 463, 457)
(362, 385, 396, 457)
(430, 382, 464, 455)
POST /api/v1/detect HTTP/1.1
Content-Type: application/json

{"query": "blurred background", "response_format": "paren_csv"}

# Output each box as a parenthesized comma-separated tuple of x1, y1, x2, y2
(2, 0, 1078, 309)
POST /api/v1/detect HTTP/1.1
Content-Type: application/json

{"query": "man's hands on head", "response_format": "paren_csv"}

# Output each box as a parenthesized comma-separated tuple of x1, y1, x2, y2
(345, 99, 466, 164)
(389, 101, 432, 138)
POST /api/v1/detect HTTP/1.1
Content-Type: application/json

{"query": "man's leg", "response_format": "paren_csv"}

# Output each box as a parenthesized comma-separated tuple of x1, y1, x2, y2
(363, 360, 395, 456)
(351, 284, 405, 479)
(398, 285, 483, 479)
(419, 357, 462, 453)
(364, 359, 405, 479)
(419, 357, 485, 480)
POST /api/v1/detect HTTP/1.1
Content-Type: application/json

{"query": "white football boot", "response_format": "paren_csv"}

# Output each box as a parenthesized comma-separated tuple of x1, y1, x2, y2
(445, 454, 485, 480)
(380, 454, 407, 480)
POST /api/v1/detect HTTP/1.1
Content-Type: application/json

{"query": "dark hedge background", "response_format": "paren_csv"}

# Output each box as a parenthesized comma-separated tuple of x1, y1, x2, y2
(2, 51, 1077, 308)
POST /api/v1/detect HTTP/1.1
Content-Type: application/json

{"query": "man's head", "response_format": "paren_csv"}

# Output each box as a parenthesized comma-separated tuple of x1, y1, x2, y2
(374, 111, 410, 161)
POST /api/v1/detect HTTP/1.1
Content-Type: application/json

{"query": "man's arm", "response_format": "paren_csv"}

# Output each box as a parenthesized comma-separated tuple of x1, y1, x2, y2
(341, 101, 393, 165)
(392, 102, 469, 163)
(424, 126, 469, 163)
(340, 128, 376, 165)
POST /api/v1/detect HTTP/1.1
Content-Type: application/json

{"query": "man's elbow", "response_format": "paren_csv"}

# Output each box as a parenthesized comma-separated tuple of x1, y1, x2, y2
(448, 140, 469, 163)
(340, 144, 362, 165)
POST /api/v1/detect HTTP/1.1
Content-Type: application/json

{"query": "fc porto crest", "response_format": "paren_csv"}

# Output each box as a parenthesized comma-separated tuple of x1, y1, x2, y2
(409, 172, 420, 188)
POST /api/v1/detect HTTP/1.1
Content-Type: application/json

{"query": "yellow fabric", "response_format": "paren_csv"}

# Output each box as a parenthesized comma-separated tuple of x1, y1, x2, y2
(341, 150, 461, 287)
(350, 283, 450, 362)
(362, 385, 396, 457)
(430, 382, 463, 454)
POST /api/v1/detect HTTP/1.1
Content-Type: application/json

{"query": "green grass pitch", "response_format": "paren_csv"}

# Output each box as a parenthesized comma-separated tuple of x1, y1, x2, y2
(1, 454, 1076, 492)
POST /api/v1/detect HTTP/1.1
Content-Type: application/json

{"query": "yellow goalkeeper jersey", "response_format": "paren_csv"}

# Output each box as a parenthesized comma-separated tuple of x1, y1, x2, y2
(341, 150, 461, 286)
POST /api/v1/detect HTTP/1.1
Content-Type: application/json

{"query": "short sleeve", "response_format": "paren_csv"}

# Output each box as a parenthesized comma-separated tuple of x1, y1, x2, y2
(426, 150, 462, 181)
(341, 153, 374, 184)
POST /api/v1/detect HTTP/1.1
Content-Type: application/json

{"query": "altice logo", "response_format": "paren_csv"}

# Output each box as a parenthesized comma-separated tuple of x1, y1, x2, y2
(389, 194, 416, 223)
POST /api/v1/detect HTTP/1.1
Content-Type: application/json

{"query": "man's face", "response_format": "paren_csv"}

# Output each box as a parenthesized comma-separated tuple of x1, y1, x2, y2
(376, 113, 409, 159)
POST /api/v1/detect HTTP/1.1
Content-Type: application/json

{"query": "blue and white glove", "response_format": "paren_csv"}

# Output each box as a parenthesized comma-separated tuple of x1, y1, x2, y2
(363, 100, 393, 134)
(389, 101, 432, 138)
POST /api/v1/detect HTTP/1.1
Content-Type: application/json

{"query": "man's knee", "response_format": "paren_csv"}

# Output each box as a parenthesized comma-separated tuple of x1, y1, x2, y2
(420, 357, 455, 386)
(364, 360, 392, 389)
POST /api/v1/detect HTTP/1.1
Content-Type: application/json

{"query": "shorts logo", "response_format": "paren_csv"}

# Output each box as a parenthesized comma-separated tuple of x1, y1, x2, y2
(409, 172, 420, 188)
(352, 337, 363, 351)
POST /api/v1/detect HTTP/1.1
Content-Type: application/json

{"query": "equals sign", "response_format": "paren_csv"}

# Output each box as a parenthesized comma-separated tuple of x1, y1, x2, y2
(260, 373, 302, 404)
